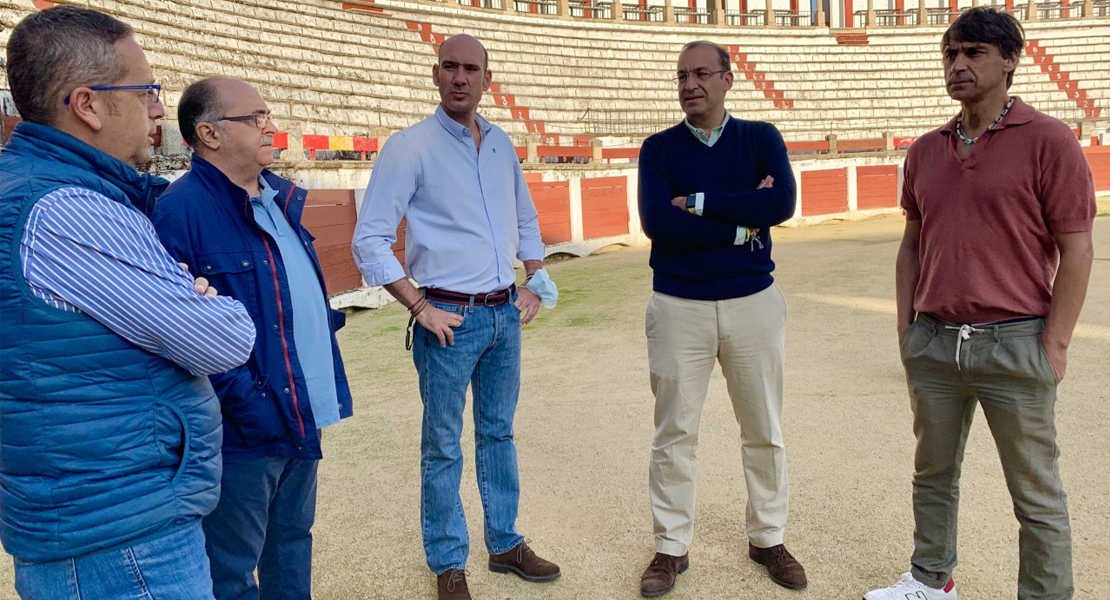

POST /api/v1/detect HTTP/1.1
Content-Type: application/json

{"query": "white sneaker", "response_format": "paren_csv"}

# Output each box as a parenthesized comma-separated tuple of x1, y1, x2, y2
(864, 573, 957, 600)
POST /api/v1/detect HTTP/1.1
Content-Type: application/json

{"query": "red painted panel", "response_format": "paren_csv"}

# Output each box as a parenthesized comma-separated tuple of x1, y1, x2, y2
(581, 176, 629, 240)
(352, 137, 378, 152)
(302, 135, 329, 150)
(529, 180, 571, 245)
(856, 165, 898, 210)
(302, 190, 361, 293)
(601, 148, 640, 160)
(786, 140, 828, 152)
(801, 169, 848, 216)
(838, 138, 885, 152)
(341, 1, 385, 13)
(273, 132, 289, 149)
(536, 146, 592, 158)
(1084, 147, 1110, 192)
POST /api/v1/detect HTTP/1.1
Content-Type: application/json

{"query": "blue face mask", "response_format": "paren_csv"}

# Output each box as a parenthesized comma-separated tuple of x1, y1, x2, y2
(524, 268, 558, 308)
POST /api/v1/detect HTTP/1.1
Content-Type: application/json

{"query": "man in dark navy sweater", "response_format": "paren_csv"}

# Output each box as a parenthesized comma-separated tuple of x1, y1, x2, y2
(636, 40, 804, 598)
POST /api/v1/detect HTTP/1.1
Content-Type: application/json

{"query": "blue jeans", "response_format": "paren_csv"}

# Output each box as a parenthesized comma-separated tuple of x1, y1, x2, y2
(413, 297, 526, 574)
(202, 455, 318, 600)
(13, 523, 213, 600)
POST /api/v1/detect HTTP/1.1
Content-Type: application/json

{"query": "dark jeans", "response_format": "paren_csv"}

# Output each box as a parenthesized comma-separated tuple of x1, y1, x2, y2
(203, 455, 319, 600)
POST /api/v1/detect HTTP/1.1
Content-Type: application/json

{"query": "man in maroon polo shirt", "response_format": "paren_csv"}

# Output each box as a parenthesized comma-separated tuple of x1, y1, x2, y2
(865, 8, 1096, 600)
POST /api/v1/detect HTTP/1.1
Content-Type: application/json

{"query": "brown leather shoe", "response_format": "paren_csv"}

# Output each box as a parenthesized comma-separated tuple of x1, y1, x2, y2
(748, 543, 807, 590)
(639, 552, 689, 597)
(436, 569, 472, 600)
(488, 542, 561, 582)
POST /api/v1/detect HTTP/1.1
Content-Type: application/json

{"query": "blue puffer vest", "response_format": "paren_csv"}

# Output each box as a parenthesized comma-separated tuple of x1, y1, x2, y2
(0, 122, 222, 562)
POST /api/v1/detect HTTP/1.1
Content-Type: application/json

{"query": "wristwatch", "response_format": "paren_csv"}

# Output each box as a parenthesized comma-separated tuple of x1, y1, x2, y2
(685, 194, 697, 215)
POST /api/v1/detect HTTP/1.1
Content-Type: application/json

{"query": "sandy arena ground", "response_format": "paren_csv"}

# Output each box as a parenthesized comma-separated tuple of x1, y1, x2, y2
(2, 213, 1108, 599)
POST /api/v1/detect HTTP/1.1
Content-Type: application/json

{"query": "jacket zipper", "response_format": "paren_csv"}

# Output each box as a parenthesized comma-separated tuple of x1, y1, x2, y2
(252, 187, 307, 440)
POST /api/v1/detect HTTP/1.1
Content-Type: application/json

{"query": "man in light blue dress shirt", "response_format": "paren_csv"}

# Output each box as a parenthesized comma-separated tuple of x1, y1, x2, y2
(352, 34, 559, 600)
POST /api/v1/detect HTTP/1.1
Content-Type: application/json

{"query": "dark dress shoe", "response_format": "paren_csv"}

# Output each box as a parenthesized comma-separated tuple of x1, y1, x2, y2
(488, 542, 561, 582)
(640, 552, 689, 597)
(437, 569, 472, 600)
(749, 543, 808, 590)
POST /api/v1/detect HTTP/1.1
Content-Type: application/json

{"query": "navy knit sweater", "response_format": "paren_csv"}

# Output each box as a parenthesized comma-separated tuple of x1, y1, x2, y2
(638, 118, 797, 300)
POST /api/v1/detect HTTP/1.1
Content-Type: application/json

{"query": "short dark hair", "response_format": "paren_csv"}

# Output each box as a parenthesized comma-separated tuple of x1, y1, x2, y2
(5, 6, 133, 125)
(681, 41, 732, 72)
(178, 79, 227, 147)
(942, 7, 1024, 87)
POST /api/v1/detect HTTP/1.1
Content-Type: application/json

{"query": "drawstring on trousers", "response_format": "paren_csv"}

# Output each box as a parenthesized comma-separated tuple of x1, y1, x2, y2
(944, 323, 986, 370)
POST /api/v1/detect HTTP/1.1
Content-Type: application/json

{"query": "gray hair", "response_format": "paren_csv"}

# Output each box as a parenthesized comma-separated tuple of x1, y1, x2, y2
(6, 6, 133, 125)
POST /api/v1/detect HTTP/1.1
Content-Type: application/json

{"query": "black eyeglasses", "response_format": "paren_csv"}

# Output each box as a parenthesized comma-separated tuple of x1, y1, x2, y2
(673, 69, 730, 84)
(216, 112, 273, 128)
(64, 84, 161, 105)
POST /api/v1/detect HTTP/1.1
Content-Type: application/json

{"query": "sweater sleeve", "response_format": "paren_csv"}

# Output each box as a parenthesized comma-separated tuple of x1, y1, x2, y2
(637, 134, 742, 248)
(698, 122, 797, 228)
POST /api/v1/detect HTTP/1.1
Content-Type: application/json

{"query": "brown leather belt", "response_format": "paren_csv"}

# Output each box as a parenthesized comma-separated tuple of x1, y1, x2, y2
(424, 284, 516, 307)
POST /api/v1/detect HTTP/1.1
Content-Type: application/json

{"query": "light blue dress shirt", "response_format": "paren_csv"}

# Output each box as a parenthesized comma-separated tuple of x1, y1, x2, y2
(684, 111, 731, 148)
(352, 105, 544, 295)
(251, 178, 340, 429)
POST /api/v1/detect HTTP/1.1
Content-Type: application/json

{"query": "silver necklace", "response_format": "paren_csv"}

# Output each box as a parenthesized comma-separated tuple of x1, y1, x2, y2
(956, 97, 1013, 148)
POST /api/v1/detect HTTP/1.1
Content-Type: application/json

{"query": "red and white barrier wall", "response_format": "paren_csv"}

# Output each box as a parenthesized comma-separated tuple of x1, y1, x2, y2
(289, 147, 1109, 308)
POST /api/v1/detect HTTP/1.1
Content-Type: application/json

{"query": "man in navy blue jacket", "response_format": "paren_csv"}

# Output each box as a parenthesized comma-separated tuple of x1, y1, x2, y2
(152, 78, 353, 600)
(636, 41, 805, 597)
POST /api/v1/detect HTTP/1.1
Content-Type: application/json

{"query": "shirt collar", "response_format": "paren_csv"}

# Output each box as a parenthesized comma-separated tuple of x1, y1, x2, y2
(941, 95, 1034, 136)
(434, 104, 493, 142)
(684, 111, 731, 146)
(250, 175, 279, 209)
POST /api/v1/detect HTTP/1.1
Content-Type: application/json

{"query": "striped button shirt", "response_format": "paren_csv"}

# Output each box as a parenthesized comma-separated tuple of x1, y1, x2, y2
(19, 186, 256, 377)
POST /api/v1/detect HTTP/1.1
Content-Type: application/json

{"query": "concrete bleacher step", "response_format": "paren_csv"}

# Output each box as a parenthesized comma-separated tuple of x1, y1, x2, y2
(725, 45, 795, 109)
(5, 0, 1106, 150)
(1029, 38, 1105, 118)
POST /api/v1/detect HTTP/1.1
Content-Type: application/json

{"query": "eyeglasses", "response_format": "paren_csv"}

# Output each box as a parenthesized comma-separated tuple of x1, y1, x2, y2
(673, 69, 730, 84)
(64, 84, 161, 105)
(216, 112, 273, 128)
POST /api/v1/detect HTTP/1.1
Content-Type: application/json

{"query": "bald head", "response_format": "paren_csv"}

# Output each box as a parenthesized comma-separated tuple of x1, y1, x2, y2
(439, 34, 489, 70)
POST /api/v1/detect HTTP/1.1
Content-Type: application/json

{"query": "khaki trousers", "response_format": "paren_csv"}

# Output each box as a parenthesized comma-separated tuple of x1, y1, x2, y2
(902, 314, 1072, 599)
(646, 285, 789, 556)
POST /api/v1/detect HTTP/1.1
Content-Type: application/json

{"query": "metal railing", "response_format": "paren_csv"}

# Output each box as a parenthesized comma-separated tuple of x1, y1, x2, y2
(724, 9, 766, 25)
(456, 0, 506, 9)
(925, 7, 959, 23)
(622, 5, 664, 21)
(513, 0, 559, 15)
(776, 9, 813, 26)
(569, 0, 613, 18)
(673, 7, 711, 23)
(855, 8, 919, 25)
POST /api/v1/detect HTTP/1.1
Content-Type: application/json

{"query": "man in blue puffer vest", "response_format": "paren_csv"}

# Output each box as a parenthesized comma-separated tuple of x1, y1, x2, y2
(0, 7, 256, 600)
(152, 78, 353, 600)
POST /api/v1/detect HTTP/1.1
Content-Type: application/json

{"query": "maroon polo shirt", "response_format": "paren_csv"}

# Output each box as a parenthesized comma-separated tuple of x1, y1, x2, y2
(901, 97, 1096, 324)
